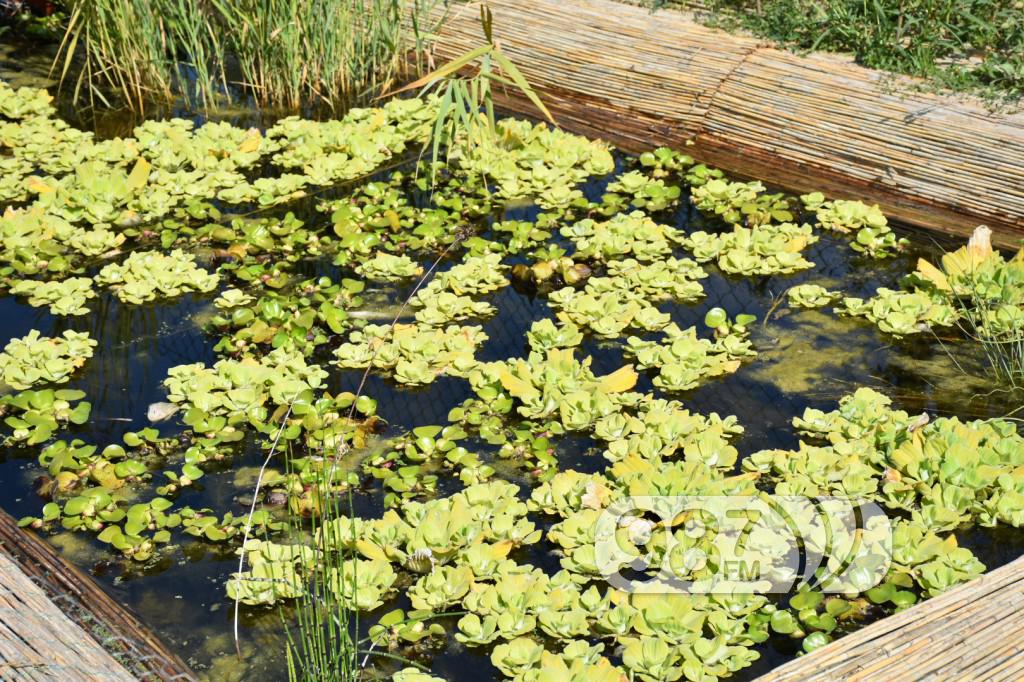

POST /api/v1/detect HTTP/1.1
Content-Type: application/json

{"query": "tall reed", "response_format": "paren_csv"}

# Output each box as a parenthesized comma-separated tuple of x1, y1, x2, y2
(55, 0, 447, 112)
(282, 452, 359, 682)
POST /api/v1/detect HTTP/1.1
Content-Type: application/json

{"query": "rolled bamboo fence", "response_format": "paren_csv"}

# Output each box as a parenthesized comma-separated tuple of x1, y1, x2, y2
(0, 508, 196, 681)
(0, 550, 137, 681)
(434, 0, 1024, 246)
(758, 553, 1024, 680)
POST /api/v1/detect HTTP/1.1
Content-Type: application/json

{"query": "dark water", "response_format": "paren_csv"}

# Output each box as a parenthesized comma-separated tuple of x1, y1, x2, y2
(2, 41, 1023, 682)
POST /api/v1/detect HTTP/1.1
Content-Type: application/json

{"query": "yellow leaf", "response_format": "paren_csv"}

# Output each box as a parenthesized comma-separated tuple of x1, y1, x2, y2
(26, 176, 55, 194)
(238, 131, 262, 154)
(598, 365, 638, 393)
(355, 540, 389, 562)
(914, 258, 950, 291)
(487, 539, 514, 560)
(126, 158, 151, 192)
(499, 366, 540, 402)
(785, 235, 808, 252)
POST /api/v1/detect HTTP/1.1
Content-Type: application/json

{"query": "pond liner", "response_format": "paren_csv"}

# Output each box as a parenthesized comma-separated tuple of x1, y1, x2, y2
(758, 552, 1024, 680)
(433, 0, 1024, 247)
(0, 507, 197, 681)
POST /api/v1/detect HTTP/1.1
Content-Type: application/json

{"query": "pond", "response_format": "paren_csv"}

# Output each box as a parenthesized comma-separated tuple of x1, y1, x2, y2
(2, 54, 1024, 682)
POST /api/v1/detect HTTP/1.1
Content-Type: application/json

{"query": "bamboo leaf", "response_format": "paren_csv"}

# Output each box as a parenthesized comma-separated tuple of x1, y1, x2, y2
(382, 44, 493, 97)
(491, 50, 556, 125)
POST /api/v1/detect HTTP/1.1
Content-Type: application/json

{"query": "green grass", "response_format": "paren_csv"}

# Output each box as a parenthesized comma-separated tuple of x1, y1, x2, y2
(55, 0, 446, 112)
(692, 0, 1024, 106)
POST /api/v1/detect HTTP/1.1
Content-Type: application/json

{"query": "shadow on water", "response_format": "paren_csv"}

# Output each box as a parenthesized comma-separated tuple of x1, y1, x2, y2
(1, 48, 1022, 682)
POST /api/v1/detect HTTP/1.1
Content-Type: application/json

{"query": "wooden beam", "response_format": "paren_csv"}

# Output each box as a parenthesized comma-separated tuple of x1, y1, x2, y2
(434, 0, 1024, 247)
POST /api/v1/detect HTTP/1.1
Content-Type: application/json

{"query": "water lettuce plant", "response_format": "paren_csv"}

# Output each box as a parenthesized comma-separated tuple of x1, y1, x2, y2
(455, 119, 614, 204)
(684, 223, 817, 276)
(355, 252, 423, 282)
(604, 170, 682, 212)
(0, 389, 91, 446)
(561, 211, 683, 262)
(692, 179, 794, 227)
(548, 283, 671, 338)
(207, 277, 361, 355)
(624, 312, 757, 392)
(334, 323, 488, 386)
(787, 284, 839, 309)
(0, 82, 55, 119)
(96, 249, 219, 303)
(837, 288, 957, 337)
(0, 330, 97, 390)
(10, 277, 96, 316)
(469, 348, 640, 432)
(801, 193, 907, 258)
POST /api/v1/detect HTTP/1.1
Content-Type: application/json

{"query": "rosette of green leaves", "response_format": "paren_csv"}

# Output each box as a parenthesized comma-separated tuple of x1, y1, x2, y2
(0, 207, 79, 278)
(10, 277, 96, 316)
(334, 323, 488, 385)
(801, 193, 906, 258)
(604, 170, 682, 212)
(548, 283, 670, 337)
(163, 347, 329, 432)
(684, 223, 817, 276)
(0, 329, 97, 390)
(413, 253, 509, 301)
(624, 316, 756, 393)
(0, 83, 56, 119)
(605, 257, 707, 302)
(561, 211, 682, 262)
(454, 118, 614, 203)
(526, 319, 584, 352)
(97, 248, 219, 304)
(639, 147, 694, 177)
(837, 287, 957, 336)
(355, 252, 424, 282)
(207, 277, 361, 354)
(787, 284, 839, 309)
(691, 178, 793, 227)
(468, 348, 640, 431)
(594, 396, 744, 466)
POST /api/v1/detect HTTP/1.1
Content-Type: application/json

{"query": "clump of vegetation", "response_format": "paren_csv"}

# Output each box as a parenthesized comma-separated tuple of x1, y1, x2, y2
(56, 0, 445, 110)
(96, 249, 219, 303)
(0, 330, 97, 390)
(684, 223, 817, 275)
(698, 0, 1024, 105)
(801, 192, 908, 258)
(911, 227, 1024, 388)
(787, 283, 839, 309)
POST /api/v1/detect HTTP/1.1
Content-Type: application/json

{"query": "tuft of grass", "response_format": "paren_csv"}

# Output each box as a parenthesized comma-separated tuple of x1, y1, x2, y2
(694, 0, 1024, 106)
(951, 286, 1024, 392)
(55, 0, 447, 112)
